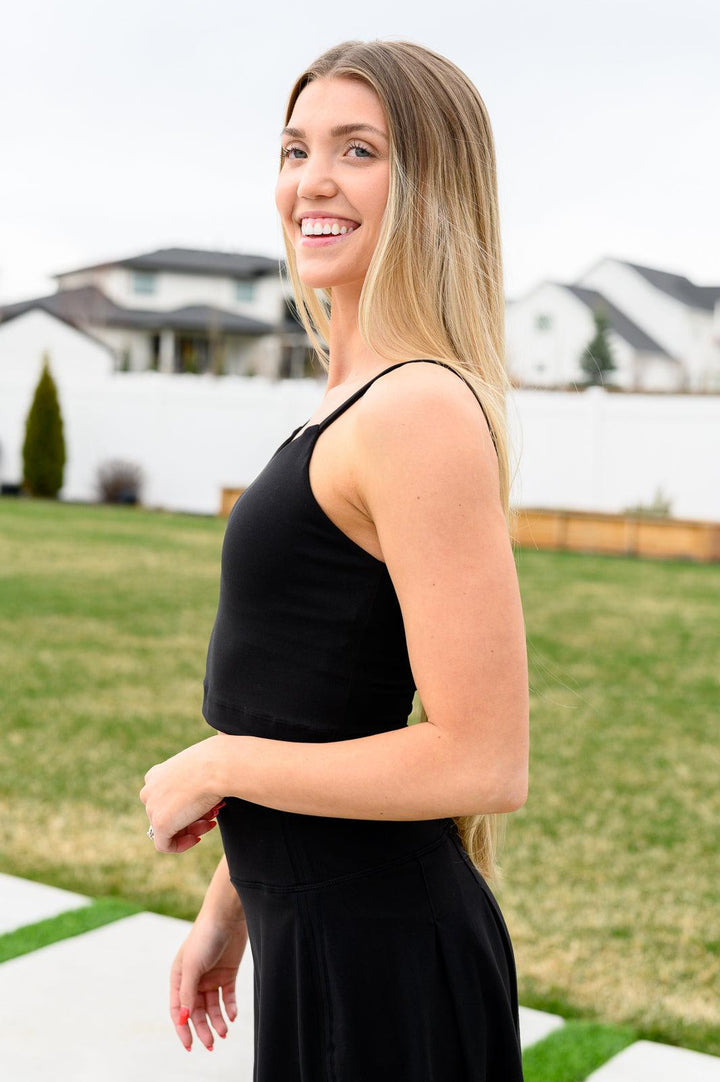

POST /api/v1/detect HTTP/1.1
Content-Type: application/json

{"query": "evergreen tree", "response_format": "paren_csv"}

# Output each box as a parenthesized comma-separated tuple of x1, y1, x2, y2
(580, 307, 616, 385)
(22, 354, 66, 498)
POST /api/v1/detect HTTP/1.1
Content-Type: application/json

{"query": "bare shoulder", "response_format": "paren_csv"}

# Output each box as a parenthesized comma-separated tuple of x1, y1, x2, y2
(353, 359, 499, 494)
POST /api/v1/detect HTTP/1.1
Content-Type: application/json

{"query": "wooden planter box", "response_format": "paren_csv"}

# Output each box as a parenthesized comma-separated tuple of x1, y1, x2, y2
(220, 487, 246, 517)
(219, 488, 719, 562)
(512, 508, 720, 563)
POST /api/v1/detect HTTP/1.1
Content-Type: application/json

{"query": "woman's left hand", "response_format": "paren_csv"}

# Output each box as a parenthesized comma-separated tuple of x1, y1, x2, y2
(140, 737, 225, 854)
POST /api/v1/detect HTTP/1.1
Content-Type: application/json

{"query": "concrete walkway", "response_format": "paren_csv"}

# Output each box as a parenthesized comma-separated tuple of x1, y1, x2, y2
(0, 873, 90, 935)
(1, 874, 718, 1081)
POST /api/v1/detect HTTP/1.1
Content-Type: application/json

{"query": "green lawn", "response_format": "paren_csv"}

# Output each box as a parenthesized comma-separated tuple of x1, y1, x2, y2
(1, 498, 718, 1056)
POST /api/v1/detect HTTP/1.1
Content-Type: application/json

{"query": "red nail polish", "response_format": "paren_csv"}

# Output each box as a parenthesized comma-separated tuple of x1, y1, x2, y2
(178, 1007, 190, 1025)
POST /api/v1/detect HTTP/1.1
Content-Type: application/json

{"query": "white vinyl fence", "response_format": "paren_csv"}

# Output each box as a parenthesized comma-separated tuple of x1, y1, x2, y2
(1, 372, 718, 521)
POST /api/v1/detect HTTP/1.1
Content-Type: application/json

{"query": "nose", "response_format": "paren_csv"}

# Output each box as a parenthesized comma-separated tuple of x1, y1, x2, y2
(295, 153, 338, 200)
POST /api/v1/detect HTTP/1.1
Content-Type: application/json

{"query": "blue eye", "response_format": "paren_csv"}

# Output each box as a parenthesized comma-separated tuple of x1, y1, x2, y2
(280, 142, 373, 161)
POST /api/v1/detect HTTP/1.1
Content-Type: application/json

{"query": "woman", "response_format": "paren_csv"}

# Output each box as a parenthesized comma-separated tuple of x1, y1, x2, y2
(141, 39, 529, 1081)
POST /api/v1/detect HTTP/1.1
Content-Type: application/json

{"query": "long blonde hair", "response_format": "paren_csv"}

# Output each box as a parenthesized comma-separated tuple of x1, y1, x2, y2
(281, 40, 514, 885)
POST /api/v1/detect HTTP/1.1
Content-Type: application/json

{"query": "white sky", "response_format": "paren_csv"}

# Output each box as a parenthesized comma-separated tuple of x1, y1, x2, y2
(1, 0, 717, 305)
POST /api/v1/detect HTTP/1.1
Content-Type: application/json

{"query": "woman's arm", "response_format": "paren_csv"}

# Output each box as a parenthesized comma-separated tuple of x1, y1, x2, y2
(170, 855, 248, 1052)
(195, 854, 245, 926)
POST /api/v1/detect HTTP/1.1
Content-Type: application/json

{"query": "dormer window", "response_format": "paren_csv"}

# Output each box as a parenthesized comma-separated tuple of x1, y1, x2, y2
(132, 271, 156, 295)
(235, 280, 256, 301)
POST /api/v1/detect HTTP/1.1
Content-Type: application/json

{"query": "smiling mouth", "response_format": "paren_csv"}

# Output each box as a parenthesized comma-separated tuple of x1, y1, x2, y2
(300, 216, 360, 237)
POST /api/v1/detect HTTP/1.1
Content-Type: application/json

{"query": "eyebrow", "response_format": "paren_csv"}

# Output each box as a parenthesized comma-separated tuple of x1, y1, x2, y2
(280, 123, 388, 141)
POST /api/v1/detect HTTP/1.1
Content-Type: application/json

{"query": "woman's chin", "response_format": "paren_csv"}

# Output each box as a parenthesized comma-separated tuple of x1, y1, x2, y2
(293, 261, 366, 294)
(294, 269, 333, 291)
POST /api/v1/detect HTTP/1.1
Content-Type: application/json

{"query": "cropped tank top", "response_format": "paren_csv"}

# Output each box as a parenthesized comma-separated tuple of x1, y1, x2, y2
(202, 359, 492, 743)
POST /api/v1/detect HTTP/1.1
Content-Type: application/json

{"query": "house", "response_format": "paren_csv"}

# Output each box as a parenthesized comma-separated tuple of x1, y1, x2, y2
(0, 247, 311, 379)
(507, 258, 720, 391)
(577, 258, 720, 391)
(0, 307, 114, 389)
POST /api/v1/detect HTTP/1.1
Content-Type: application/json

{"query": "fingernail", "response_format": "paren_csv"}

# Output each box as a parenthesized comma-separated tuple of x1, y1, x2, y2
(179, 1007, 190, 1025)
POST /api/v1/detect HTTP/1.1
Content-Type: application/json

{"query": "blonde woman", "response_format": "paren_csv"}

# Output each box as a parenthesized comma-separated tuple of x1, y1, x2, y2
(141, 39, 529, 1081)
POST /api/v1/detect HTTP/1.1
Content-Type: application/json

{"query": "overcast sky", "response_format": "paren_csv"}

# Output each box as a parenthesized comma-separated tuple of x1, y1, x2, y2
(1, 0, 717, 305)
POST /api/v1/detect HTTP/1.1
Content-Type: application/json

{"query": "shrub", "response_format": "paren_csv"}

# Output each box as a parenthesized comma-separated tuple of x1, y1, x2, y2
(97, 460, 144, 505)
(623, 487, 673, 518)
(580, 307, 616, 385)
(22, 354, 66, 498)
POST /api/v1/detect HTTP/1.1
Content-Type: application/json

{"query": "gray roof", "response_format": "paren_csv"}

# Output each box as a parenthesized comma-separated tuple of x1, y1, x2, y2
(0, 297, 115, 355)
(53, 247, 281, 281)
(564, 284, 672, 356)
(0, 285, 275, 335)
(622, 260, 720, 312)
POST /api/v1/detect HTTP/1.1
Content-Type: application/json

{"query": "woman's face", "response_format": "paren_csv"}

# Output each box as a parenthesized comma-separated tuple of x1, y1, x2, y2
(276, 76, 391, 293)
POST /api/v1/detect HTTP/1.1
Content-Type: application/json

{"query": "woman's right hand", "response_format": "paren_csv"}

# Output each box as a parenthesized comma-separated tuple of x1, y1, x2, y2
(170, 911, 249, 1052)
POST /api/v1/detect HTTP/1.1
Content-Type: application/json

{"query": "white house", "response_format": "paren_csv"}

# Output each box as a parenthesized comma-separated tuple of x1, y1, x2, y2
(0, 247, 311, 379)
(507, 258, 720, 392)
(577, 258, 720, 391)
(0, 307, 114, 389)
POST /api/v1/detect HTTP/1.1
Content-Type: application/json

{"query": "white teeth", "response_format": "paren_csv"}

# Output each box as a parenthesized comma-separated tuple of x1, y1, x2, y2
(300, 218, 356, 236)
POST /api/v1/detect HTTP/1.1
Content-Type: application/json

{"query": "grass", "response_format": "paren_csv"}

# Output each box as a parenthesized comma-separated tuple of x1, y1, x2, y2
(0, 898, 142, 964)
(506, 545, 720, 1058)
(1, 498, 719, 1057)
(522, 1022, 637, 1082)
(0, 499, 229, 918)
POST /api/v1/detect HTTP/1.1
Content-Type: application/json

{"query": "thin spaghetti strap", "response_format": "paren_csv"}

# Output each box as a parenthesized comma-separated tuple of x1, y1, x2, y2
(274, 362, 422, 452)
(318, 358, 498, 456)
(316, 360, 430, 433)
(424, 360, 498, 455)
(273, 421, 307, 455)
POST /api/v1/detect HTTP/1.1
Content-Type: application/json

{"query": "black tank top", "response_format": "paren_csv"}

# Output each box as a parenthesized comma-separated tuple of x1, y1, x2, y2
(202, 359, 492, 742)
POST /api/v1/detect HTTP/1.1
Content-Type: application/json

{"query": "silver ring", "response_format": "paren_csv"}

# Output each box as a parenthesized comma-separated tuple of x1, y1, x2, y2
(147, 825, 155, 840)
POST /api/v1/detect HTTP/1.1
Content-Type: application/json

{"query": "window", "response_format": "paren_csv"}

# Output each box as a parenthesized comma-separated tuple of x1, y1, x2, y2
(536, 313, 552, 331)
(235, 280, 256, 301)
(132, 271, 156, 295)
